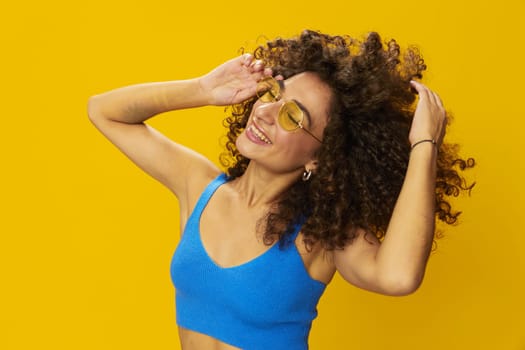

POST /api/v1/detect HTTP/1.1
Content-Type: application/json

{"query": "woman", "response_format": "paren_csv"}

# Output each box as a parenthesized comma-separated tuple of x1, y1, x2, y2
(88, 30, 473, 350)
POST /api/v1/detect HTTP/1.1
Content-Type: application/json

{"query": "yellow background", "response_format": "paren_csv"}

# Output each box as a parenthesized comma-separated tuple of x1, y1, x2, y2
(1, 0, 524, 349)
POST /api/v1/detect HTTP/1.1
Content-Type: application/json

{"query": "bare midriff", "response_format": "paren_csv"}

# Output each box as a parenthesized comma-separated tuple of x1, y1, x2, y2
(178, 327, 241, 350)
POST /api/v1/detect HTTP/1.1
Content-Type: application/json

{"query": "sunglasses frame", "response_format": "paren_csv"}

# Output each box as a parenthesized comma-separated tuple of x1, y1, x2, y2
(256, 77, 323, 144)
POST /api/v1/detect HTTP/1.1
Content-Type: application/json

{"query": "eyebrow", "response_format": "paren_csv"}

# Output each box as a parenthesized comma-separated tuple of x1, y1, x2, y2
(279, 81, 314, 126)
(293, 100, 313, 126)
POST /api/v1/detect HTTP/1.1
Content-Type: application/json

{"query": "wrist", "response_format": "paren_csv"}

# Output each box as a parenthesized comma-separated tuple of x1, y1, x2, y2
(409, 139, 438, 163)
(196, 75, 216, 106)
(411, 139, 436, 151)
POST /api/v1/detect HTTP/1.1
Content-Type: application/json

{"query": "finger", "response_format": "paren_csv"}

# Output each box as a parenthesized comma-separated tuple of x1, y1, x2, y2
(426, 90, 439, 108)
(421, 86, 440, 108)
(242, 53, 253, 67)
(263, 67, 273, 77)
(431, 91, 444, 109)
(251, 60, 264, 72)
(251, 71, 266, 83)
(410, 80, 431, 102)
(410, 80, 426, 94)
(426, 91, 446, 122)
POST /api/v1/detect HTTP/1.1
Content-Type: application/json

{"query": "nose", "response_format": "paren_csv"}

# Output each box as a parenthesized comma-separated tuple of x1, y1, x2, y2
(253, 100, 280, 126)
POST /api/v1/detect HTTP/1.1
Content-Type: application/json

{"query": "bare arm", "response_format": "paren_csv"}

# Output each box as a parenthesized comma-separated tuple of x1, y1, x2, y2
(334, 81, 447, 296)
(88, 79, 217, 196)
(87, 54, 271, 199)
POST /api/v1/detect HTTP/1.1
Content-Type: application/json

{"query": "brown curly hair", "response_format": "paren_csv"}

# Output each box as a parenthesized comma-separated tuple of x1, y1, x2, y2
(220, 30, 475, 251)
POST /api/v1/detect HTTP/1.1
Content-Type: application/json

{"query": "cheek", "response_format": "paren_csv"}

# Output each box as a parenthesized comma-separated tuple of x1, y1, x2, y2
(274, 134, 319, 163)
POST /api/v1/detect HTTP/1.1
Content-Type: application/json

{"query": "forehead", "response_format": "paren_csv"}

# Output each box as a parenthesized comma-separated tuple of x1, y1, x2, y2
(283, 72, 333, 124)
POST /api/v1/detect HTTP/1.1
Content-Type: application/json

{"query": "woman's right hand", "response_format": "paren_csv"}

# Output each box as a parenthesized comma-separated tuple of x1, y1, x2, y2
(198, 54, 272, 106)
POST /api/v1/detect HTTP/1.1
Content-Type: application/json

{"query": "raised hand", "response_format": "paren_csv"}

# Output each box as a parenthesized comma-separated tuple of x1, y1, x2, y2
(198, 54, 273, 106)
(408, 80, 448, 149)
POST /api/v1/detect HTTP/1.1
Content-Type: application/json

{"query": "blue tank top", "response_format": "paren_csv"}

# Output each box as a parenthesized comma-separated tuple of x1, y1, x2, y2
(170, 173, 326, 350)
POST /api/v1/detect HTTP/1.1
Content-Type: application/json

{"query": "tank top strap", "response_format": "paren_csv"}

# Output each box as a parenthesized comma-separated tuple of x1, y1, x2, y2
(194, 173, 228, 209)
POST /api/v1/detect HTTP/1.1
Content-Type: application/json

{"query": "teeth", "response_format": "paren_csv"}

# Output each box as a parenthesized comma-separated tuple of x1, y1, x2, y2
(249, 125, 272, 144)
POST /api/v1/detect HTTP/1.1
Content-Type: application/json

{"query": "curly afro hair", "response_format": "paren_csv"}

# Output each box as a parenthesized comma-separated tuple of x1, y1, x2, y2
(220, 29, 475, 251)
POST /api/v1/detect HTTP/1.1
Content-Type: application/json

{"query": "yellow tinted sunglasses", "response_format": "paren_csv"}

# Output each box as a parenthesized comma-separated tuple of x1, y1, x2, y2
(256, 77, 323, 143)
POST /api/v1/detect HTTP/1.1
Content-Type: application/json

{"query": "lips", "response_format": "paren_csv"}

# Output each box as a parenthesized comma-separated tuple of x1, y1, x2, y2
(246, 123, 272, 145)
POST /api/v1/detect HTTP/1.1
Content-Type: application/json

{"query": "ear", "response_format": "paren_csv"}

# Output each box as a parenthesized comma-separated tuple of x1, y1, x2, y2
(304, 159, 318, 173)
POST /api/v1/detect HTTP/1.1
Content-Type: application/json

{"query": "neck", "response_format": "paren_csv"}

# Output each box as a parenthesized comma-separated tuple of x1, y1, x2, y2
(230, 163, 302, 208)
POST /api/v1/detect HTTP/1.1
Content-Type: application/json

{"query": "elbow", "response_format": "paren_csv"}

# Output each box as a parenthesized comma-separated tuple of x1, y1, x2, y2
(87, 94, 111, 126)
(87, 95, 101, 123)
(380, 273, 424, 296)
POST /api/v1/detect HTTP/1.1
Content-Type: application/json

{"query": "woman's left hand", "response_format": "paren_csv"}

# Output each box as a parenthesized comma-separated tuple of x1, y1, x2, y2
(408, 80, 448, 149)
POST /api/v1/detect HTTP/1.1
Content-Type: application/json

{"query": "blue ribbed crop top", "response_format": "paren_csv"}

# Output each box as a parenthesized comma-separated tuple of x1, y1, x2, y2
(170, 173, 326, 350)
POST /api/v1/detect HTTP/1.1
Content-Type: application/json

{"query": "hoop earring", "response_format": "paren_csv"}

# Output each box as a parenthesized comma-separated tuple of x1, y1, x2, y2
(302, 169, 312, 181)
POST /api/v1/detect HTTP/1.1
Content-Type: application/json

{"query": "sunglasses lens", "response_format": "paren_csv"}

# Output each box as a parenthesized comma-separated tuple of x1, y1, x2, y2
(278, 102, 302, 131)
(256, 77, 280, 102)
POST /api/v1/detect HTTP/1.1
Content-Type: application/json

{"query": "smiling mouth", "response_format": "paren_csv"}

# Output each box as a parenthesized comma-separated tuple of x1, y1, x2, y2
(247, 124, 272, 144)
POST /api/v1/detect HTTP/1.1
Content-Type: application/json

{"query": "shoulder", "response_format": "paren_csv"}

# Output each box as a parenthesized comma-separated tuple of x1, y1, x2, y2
(178, 160, 223, 224)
